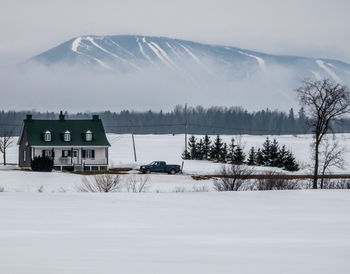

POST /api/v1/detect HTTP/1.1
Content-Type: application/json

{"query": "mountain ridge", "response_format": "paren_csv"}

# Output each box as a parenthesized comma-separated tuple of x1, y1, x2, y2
(33, 34, 350, 65)
(29, 34, 350, 84)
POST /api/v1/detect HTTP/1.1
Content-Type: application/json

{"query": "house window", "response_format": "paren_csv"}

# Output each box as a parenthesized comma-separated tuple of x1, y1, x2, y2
(64, 130, 71, 142)
(86, 130, 92, 141)
(82, 149, 95, 159)
(44, 131, 51, 142)
(43, 150, 53, 158)
(62, 150, 70, 157)
(23, 150, 26, 162)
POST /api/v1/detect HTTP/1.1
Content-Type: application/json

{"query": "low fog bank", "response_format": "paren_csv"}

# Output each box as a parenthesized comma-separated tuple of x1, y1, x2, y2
(0, 61, 299, 112)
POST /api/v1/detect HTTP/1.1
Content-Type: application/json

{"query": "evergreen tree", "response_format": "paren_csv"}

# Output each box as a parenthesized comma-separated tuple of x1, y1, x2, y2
(202, 135, 211, 160)
(227, 138, 236, 164)
(188, 135, 198, 159)
(233, 145, 245, 164)
(247, 146, 256, 165)
(221, 143, 228, 163)
(283, 151, 299, 171)
(196, 138, 205, 160)
(298, 107, 307, 133)
(256, 148, 264, 165)
(182, 149, 190, 160)
(210, 135, 224, 162)
(261, 137, 271, 165)
(277, 145, 288, 168)
(269, 138, 280, 166)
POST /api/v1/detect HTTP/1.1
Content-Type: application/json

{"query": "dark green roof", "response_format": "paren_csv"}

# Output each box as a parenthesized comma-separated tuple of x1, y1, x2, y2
(23, 116, 110, 146)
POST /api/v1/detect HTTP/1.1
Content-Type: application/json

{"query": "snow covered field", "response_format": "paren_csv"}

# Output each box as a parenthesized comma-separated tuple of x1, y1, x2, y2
(5, 133, 350, 172)
(0, 191, 349, 274)
(1, 134, 350, 273)
(0, 170, 211, 193)
(1, 133, 350, 192)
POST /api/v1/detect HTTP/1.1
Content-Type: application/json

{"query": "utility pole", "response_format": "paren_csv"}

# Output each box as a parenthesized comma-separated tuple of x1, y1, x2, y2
(130, 120, 137, 162)
(184, 103, 188, 153)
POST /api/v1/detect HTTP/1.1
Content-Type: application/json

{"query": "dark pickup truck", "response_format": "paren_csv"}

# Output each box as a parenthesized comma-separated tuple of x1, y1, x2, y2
(139, 161, 182, 174)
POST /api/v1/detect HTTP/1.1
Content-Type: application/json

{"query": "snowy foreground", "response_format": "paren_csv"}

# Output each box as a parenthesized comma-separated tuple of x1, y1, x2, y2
(0, 191, 349, 274)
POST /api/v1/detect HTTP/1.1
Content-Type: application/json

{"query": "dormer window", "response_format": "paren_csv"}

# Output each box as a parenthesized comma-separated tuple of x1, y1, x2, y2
(85, 130, 92, 141)
(44, 131, 51, 142)
(64, 130, 71, 142)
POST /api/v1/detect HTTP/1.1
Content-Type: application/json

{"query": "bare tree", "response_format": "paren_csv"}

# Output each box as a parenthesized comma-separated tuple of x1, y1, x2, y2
(213, 164, 254, 191)
(318, 138, 345, 189)
(296, 79, 350, 189)
(125, 175, 150, 192)
(0, 129, 15, 166)
(78, 174, 122, 192)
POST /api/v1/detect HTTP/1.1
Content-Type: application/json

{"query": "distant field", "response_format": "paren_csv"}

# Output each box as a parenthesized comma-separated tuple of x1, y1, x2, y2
(5, 133, 350, 174)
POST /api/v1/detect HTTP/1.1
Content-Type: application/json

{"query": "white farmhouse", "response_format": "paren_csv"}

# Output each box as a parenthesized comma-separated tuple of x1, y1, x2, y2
(18, 111, 110, 171)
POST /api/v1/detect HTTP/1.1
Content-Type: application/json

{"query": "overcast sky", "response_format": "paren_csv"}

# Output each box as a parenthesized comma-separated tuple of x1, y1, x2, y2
(0, 0, 349, 66)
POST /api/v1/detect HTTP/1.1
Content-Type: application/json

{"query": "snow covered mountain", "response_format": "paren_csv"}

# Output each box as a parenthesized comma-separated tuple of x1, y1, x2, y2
(31, 35, 350, 83)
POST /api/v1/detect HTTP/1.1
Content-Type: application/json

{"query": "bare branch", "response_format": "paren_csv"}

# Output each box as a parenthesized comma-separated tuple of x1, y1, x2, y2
(296, 79, 350, 189)
(0, 129, 15, 165)
(77, 174, 122, 192)
(213, 164, 254, 191)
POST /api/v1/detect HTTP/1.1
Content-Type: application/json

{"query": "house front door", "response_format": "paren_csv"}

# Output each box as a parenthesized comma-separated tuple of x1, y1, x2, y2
(72, 150, 79, 164)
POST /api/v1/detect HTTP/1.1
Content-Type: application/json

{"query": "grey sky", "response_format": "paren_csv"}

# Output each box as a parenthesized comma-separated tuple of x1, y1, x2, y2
(0, 0, 349, 66)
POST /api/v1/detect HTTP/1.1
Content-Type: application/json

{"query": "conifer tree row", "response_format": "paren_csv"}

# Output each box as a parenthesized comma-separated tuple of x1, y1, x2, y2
(182, 135, 299, 171)
(183, 135, 246, 164)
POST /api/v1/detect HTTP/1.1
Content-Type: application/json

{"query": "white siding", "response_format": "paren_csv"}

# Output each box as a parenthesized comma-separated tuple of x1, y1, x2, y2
(32, 146, 108, 166)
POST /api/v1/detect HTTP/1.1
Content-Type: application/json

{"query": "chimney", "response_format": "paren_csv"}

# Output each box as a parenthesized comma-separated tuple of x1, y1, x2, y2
(26, 114, 32, 121)
(59, 111, 65, 121)
(92, 115, 99, 121)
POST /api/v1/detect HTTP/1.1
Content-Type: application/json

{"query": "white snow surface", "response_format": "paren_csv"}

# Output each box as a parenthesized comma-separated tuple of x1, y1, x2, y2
(136, 37, 155, 64)
(0, 191, 349, 274)
(71, 37, 81, 52)
(71, 36, 113, 70)
(239, 50, 266, 71)
(85, 36, 140, 70)
(316, 59, 341, 82)
(1, 134, 350, 273)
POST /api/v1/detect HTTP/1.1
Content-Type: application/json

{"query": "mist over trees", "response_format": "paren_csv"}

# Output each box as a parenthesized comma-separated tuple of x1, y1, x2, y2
(1, 105, 350, 135)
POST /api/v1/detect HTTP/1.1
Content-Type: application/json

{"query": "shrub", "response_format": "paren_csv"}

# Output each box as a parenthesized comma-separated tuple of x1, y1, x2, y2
(31, 156, 54, 172)
(257, 171, 299, 190)
(191, 185, 209, 192)
(125, 175, 150, 192)
(78, 174, 122, 192)
(322, 179, 350, 189)
(173, 186, 186, 192)
(213, 165, 254, 191)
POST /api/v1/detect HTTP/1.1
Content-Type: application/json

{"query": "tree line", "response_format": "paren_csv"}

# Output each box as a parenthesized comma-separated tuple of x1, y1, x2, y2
(3, 105, 350, 135)
(183, 135, 299, 171)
